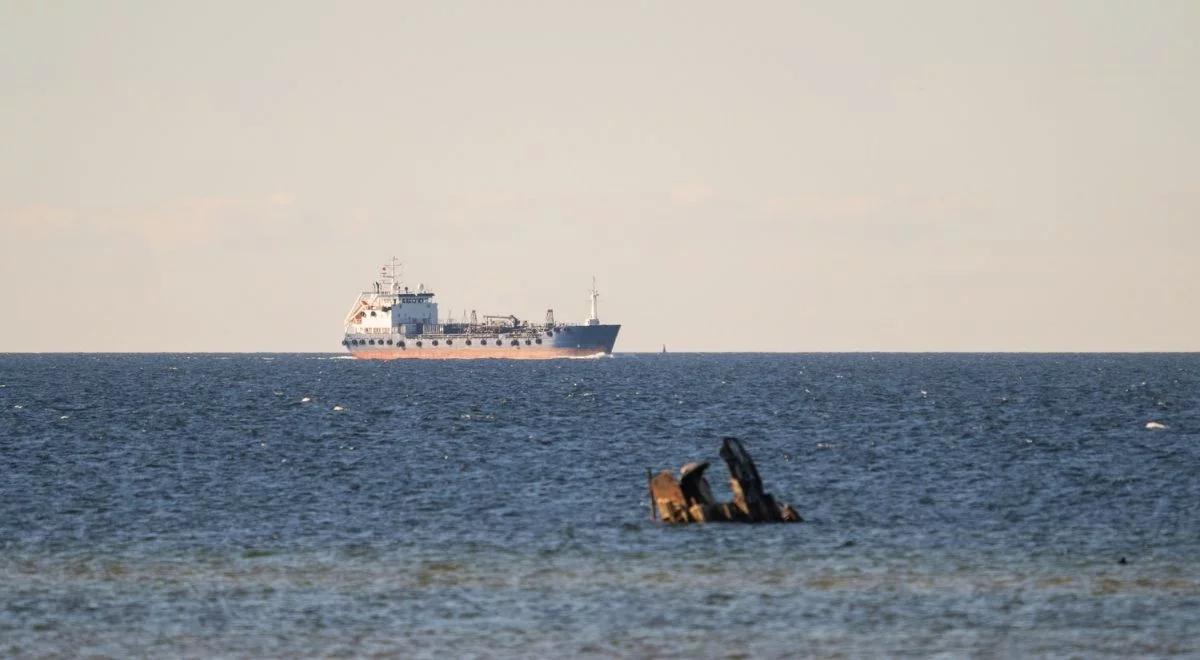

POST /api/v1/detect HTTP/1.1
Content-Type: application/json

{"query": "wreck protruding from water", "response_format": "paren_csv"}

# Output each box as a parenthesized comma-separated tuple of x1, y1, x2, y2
(649, 437, 802, 524)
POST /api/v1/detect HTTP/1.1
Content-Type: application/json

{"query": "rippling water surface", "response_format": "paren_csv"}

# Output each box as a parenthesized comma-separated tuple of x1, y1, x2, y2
(2, 353, 1198, 657)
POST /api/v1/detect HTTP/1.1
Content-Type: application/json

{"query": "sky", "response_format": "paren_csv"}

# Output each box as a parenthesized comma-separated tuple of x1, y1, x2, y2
(1, 1, 1197, 352)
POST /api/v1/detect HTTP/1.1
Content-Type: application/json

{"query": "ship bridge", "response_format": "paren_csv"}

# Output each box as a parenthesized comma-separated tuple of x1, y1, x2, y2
(343, 258, 439, 334)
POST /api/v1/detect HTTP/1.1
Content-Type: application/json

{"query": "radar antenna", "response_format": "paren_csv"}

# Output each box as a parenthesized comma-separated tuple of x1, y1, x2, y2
(381, 256, 402, 294)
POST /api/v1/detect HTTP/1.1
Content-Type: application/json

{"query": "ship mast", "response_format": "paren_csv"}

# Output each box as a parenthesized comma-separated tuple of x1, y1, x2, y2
(587, 276, 600, 326)
(381, 256, 402, 294)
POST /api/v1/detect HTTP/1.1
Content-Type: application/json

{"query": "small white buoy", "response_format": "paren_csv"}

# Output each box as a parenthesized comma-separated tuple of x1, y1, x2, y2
(300, 397, 311, 403)
(1145, 421, 1168, 430)
(332, 405, 344, 411)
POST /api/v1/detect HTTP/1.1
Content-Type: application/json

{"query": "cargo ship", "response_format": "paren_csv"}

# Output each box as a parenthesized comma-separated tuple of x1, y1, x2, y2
(342, 259, 620, 359)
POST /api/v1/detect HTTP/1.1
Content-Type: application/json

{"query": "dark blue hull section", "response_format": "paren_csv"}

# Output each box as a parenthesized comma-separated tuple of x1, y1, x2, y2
(549, 324, 621, 353)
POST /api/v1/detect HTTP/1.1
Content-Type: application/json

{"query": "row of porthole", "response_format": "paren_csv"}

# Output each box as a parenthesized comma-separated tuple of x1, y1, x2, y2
(344, 338, 545, 347)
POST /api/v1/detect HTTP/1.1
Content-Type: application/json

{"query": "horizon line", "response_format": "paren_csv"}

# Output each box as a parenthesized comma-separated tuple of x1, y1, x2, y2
(2, 350, 1198, 356)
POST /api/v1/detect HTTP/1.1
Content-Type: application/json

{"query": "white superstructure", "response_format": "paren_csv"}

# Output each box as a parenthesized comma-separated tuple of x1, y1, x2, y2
(343, 257, 440, 335)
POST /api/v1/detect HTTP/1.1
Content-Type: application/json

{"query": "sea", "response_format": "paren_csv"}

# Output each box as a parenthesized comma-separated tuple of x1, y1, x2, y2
(1, 353, 1197, 658)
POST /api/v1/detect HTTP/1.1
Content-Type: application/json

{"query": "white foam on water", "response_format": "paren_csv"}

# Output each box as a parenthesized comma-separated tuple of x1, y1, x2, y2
(565, 352, 610, 360)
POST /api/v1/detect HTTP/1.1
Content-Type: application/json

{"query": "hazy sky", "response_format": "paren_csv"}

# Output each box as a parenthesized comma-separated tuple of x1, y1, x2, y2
(2, 1, 1197, 351)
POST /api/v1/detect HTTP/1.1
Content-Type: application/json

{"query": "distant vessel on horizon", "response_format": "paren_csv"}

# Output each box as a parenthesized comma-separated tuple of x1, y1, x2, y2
(342, 258, 620, 359)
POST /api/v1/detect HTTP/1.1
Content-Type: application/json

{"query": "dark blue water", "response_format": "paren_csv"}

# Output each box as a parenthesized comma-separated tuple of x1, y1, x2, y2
(2, 354, 1198, 657)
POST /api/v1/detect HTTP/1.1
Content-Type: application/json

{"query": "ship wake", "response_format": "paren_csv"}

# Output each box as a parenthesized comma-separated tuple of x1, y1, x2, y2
(565, 352, 612, 360)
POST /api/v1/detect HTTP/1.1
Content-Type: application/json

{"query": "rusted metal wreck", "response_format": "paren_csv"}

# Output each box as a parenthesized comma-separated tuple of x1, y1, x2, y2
(649, 437, 802, 524)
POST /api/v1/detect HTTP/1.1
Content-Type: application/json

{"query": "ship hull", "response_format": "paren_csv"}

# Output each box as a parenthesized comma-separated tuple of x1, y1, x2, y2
(344, 324, 620, 360)
(348, 346, 609, 360)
